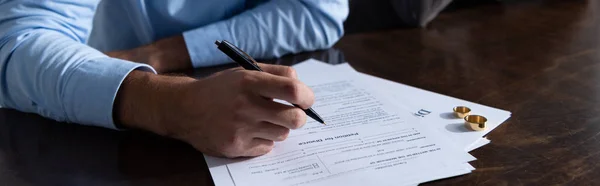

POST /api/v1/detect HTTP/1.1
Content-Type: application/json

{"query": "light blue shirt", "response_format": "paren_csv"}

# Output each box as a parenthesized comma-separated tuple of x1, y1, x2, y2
(0, 0, 349, 129)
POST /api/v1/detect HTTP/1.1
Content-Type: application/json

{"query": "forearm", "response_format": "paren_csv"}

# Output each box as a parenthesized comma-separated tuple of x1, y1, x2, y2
(182, 0, 349, 67)
(0, 29, 157, 128)
(107, 1, 349, 71)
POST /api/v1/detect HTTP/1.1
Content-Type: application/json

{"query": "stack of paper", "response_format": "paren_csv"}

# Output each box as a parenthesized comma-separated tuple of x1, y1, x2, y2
(205, 59, 511, 186)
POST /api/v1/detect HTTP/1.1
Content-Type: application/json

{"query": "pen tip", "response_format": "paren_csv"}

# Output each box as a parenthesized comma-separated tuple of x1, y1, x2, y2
(215, 40, 221, 45)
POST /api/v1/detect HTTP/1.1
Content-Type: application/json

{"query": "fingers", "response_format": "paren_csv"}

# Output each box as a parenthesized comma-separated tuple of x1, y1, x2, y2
(230, 63, 313, 108)
(245, 72, 315, 109)
(258, 63, 298, 79)
(247, 99, 307, 129)
(243, 138, 275, 157)
(251, 122, 291, 141)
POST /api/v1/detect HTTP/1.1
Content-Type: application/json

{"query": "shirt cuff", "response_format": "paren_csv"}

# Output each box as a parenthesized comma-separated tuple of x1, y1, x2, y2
(183, 22, 234, 68)
(63, 57, 156, 130)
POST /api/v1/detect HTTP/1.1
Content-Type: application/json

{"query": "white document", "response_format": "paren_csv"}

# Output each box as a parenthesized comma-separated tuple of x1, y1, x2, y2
(293, 59, 509, 186)
(296, 60, 511, 151)
(351, 66, 510, 150)
(205, 62, 474, 186)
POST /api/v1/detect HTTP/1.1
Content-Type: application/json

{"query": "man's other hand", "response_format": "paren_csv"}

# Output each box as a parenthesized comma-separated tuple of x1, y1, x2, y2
(106, 35, 192, 73)
(115, 64, 314, 158)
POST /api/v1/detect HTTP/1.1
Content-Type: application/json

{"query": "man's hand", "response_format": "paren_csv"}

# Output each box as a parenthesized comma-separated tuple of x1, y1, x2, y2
(115, 64, 314, 158)
(106, 35, 192, 73)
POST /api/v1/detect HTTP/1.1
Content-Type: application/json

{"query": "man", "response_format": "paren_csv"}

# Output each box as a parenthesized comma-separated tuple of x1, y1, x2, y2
(0, 1, 349, 158)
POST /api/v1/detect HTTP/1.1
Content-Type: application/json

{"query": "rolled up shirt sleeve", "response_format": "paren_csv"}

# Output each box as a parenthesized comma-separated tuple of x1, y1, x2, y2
(183, 0, 349, 67)
(0, 1, 156, 129)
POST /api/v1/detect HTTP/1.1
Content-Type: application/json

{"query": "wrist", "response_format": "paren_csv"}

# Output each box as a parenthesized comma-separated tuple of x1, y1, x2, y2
(114, 70, 195, 135)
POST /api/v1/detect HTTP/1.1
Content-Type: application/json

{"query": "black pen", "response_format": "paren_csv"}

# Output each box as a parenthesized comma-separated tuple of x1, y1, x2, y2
(215, 40, 326, 125)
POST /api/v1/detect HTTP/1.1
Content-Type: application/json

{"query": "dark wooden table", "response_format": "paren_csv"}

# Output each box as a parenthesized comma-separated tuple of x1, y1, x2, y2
(1, 0, 599, 185)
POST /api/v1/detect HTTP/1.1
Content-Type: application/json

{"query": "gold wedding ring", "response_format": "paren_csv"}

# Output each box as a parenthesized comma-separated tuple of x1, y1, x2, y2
(453, 106, 471, 118)
(464, 115, 487, 131)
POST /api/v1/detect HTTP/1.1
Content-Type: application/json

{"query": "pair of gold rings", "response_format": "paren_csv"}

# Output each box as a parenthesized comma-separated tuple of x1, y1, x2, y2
(453, 106, 487, 131)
